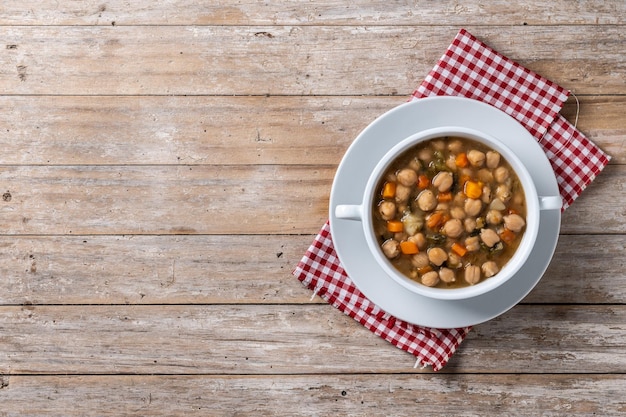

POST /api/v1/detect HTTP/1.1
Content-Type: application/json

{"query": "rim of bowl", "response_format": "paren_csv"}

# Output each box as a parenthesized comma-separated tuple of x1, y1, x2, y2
(363, 126, 540, 300)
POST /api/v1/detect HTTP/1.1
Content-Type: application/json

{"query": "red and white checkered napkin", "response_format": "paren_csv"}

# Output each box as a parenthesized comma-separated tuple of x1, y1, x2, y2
(412, 29, 610, 209)
(293, 29, 610, 371)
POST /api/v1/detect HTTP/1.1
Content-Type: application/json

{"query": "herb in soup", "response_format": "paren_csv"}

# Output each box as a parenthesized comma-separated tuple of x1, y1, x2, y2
(372, 137, 527, 289)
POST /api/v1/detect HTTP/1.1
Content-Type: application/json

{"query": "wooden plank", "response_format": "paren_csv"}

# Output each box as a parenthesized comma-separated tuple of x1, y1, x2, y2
(0, 304, 624, 375)
(0, 95, 403, 166)
(0, 26, 623, 95)
(0, 165, 332, 235)
(0, 164, 622, 235)
(0, 235, 314, 305)
(0, 234, 623, 305)
(526, 234, 626, 304)
(0, 304, 411, 375)
(560, 164, 626, 234)
(0, 374, 624, 416)
(560, 96, 625, 164)
(0, 2, 621, 417)
(0, 95, 621, 166)
(1, 0, 624, 26)
(451, 304, 626, 373)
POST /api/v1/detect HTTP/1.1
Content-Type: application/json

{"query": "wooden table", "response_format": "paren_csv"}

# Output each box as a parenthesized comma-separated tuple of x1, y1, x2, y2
(0, 2, 624, 415)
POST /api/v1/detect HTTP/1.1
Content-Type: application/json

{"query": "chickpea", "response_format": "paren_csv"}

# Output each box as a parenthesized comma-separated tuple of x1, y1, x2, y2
(427, 247, 448, 266)
(378, 201, 396, 220)
(409, 232, 427, 250)
(448, 140, 463, 153)
(465, 265, 481, 285)
(395, 184, 411, 203)
(453, 191, 466, 206)
(447, 253, 462, 268)
(431, 140, 446, 151)
(442, 218, 463, 238)
(486, 209, 503, 225)
(467, 149, 486, 167)
(432, 171, 454, 192)
(482, 261, 499, 278)
(439, 267, 456, 283)
(436, 202, 449, 212)
(418, 147, 433, 162)
(465, 235, 481, 252)
(512, 191, 524, 206)
(394, 232, 408, 242)
(486, 151, 501, 169)
(504, 213, 526, 233)
(450, 206, 466, 220)
(397, 168, 418, 187)
(464, 198, 483, 217)
(480, 228, 501, 248)
(481, 185, 492, 204)
(446, 155, 457, 171)
(417, 190, 437, 211)
(382, 239, 400, 258)
(459, 167, 474, 178)
(477, 168, 494, 183)
(408, 158, 421, 171)
(496, 184, 512, 202)
(411, 252, 430, 268)
(464, 217, 477, 233)
(494, 166, 510, 183)
(421, 271, 440, 287)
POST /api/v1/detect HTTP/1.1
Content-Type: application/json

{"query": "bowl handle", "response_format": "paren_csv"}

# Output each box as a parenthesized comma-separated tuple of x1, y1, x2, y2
(539, 195, 562, 211)
(335, 204, 363, 221)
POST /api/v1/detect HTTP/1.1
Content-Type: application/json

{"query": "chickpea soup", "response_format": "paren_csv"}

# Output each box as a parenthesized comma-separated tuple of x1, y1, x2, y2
(372, 136, 527, 289)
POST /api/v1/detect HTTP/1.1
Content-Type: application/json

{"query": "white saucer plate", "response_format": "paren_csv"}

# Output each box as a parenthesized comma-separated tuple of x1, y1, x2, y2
(329, 96, 561, 329)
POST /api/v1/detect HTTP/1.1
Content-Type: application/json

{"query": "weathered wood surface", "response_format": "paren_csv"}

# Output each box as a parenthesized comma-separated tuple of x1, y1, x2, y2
(1, 0, 625, 26)
(0, 234, 623, 305)
(0, 95, 623, 165)
(0, 26, 624, 95)
(0, 374, 623, 417)
(0, 164, 623, 234)
(0, 304, 624, 374)
(0, 0, 624, 415)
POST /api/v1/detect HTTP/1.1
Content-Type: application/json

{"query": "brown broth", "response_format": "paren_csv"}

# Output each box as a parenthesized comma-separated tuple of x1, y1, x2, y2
(372, 136, 527, 289)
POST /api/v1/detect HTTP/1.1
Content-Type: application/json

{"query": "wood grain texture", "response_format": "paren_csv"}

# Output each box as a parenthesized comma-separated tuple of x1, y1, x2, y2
(560, 164, 626, 234)
(0, 374, 624, 417)
(0, 165, 332, 235)
(0, 1, 623, 415)
(1, 0, 624, 26)
(0, 95, 621, 166)
(0, 26, 623, 95)
(0, 95, 402, 166)
(0, 164, 623, 235)
(0, 235, 623, 305)
(0, 304, 624, 374)
(0, 235, 310, 305)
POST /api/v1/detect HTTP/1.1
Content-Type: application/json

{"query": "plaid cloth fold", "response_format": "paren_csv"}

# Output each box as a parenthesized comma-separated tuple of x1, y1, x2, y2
(293, 29, 610, 371)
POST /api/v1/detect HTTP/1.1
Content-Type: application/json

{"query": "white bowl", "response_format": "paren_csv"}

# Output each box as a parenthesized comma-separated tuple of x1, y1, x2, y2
(335, 126, 561, 300)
